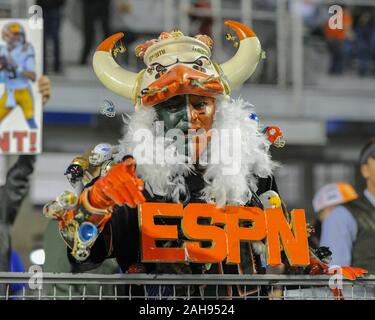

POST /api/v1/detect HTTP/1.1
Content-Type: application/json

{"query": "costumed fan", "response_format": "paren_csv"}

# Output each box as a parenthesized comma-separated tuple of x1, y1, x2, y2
(43, 20, 367, 299)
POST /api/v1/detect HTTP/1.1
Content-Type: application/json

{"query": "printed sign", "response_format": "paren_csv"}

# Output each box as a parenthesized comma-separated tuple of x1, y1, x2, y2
(0, 19, 43, 154)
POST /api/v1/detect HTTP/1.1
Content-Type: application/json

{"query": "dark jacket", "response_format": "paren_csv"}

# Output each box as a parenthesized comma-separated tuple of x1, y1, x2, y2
(36, 0, 66, 9)
(344, 195, 375, 275)
(0, 155, 36, 272)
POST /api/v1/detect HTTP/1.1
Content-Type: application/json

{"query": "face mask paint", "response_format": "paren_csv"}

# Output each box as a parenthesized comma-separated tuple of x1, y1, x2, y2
(154, 94, 216, 161)
(154, 95, 190, 157)
(154, 95, 190, 134)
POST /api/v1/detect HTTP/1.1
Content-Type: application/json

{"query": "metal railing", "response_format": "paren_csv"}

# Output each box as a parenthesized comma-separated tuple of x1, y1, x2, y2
(0, 272, 374, 300)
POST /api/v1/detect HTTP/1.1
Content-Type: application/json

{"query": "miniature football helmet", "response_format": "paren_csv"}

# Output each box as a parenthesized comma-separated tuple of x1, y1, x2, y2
(89, 143, 113, 166)
(42, 200, 65, 220)
(43, 191, 78, 220)
(100, 100, 116, 117)
(262, 126, 286, 148)
(56, 191, 78, 210)
(65, 156, 89, 185)
(314, 246, 332, 265)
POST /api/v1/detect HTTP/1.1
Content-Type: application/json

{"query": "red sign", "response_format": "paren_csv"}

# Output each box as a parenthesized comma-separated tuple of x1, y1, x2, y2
(0, 131, 38, 154)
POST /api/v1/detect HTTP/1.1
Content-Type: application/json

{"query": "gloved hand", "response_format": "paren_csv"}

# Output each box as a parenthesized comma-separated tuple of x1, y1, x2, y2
(88, 156, 146, 209)
(327, 266, 368, 281)
(308, 254, 368, 280)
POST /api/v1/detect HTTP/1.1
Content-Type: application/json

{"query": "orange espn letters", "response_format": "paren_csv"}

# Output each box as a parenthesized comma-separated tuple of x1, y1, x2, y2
(139, 203, 310, 266)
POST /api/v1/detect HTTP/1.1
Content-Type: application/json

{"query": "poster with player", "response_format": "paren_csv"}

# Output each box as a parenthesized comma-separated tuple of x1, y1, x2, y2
(0, 19, 43, 154)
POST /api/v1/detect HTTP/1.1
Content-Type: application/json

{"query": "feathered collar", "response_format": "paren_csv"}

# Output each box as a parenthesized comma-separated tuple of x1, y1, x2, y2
(116, 98, 276, 208)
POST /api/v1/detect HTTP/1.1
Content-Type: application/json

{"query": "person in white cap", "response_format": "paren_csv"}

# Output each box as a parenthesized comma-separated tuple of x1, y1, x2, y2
(313, 182, 358, 226)
(313, 182, 358, 270)
(313, 139, 375, 275)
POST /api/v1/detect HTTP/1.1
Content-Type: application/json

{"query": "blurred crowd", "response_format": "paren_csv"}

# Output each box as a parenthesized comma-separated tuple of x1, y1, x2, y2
(31, 0, 375, 84)
(37, 0, 216, 74)
(323, 6, 375, 77)
(304, 4, 375, 77)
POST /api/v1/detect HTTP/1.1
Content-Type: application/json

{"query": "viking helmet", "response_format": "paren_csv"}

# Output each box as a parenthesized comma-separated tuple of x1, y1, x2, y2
(93, 20, 262, 108)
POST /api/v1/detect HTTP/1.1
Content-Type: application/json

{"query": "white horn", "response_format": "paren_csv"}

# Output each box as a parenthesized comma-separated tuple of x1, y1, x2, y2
(93, 33, 138, 99)
(220, 20, 262, 90)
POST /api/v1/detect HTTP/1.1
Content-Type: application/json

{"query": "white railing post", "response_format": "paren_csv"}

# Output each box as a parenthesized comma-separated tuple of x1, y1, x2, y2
(241, 0, 252, 28)
(163, 0, 175, 32)
(179, 0, 191, 35)
(277, 0, 288, 88)
(211, 0, 223, 57)
(291, 0, 304, 115)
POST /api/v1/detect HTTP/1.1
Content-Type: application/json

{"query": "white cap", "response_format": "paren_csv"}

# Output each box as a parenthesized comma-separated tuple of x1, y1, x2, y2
(312, 182, 358, 213)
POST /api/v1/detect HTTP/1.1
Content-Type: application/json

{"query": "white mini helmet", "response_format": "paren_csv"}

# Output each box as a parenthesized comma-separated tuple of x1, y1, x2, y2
(89, 143, 112, 165)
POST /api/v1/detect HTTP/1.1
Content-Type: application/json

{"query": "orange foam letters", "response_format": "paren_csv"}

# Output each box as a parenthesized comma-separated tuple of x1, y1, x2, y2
(140, 202, 185, 262)
(265, 208, 310, 266)
(183, 204, 227, 263)
(226, 206, 266, 264)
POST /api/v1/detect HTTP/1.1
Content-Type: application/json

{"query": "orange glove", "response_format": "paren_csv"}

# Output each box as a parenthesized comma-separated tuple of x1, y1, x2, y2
(88, 156, 146, 209)
(308, 253, 367, 300)
(327, 266, 368, 280)
(309, 256, 368, 280)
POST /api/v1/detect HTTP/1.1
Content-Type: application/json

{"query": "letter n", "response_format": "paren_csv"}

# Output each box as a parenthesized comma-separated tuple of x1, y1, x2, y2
(265, 208, 310, 266)
(0, 132, 10, 152)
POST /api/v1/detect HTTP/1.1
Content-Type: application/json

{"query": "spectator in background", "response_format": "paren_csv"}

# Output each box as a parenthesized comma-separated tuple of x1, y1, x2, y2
(0, 76, 50, 295)
(111, 0, 137, 66)
(80, 0, 112, 65)
(316, 139, 375, 275)
(37, 0, 66, 74)
(354, 12, 373, 77)
(324, 6, 354, 75)
(312, 182, 358, 250)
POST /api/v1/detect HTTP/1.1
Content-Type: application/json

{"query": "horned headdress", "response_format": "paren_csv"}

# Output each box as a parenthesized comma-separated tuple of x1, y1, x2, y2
(93, 20, 262, 108)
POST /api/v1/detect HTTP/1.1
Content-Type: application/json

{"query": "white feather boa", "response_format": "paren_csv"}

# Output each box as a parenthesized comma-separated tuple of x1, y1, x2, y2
(116, 98, 277, 207)
(116, 107, 193, 200)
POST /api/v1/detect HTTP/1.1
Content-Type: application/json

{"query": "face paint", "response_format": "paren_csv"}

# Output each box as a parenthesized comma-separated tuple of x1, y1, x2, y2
(188, 95, 216, 133)
(154, 95, 189, 134)
(154, 95, 190, 158)
(154, 94, 216, 161)
(187, 95, 216, 161)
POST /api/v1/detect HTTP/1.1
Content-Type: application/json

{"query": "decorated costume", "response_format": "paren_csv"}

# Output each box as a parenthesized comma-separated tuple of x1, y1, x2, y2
(44, 20, 366, 298)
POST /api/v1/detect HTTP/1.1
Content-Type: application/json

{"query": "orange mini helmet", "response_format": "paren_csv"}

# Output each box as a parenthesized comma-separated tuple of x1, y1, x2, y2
(263, 126, 286, 148)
